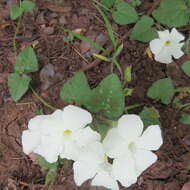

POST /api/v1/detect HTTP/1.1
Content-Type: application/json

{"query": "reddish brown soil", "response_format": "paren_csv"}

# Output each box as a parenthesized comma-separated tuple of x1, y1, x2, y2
(0, 0, 190, 190)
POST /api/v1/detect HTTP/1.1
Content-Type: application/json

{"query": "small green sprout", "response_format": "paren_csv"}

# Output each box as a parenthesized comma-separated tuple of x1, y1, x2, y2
(10, 0, 35, 20)
(8, 47, 39, 102)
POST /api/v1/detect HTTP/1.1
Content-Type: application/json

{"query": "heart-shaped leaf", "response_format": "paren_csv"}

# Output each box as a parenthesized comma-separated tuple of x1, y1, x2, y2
(86, 74, 125, 119)
(112, 1, 138, 25)
(8, 73, 31, 102)
(60, 72, 92, 105)
(147, 78, 174, 104)
(21, 0, 35, 12)
(152, 0, 190, 27)
(181, 60, 190, 77)
(10, 4, 23, 20)
(130, 16, 157, 42)
(180, 113, 190, 125)
(14, 47, 38, 73)
(139, 106, 160, 127)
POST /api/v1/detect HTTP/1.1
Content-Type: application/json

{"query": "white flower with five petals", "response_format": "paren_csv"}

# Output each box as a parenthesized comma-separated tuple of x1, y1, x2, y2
(103, 114, 163, 187)
(150, 28, 184, 64)
(22, 105, 100, 163)
(73, 141, 119, 190)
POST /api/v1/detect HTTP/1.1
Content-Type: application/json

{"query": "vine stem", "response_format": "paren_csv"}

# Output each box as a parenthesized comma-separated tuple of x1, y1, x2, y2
(30, 86, 58, 111)
(174, 87, 190, 93)
(125, 104, 144, 113)
(91, 0, 111, 12)
(13, 0, 22, 56)
(179, 103, 190, 110)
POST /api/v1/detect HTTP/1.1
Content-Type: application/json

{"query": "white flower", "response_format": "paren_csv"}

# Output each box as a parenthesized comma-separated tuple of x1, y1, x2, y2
(150, 28, 184, 64)
(22, 105, 100, 163)
(103, 114, 163, 187)
(73, 142, 119, 190)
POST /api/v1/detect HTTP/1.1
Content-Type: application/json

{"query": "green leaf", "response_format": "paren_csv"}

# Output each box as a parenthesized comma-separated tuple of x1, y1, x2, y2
(147, 78, 174, 104)
(130, 16, 157, 42)
(111, 57, 122, 74)
(131, 0, 141, 7)
(10, 4, 23, 20)
(37, 155, 57, 187)
(97, 125, 111, 141)
(60, 72, 92, 105)
(179, 113, 190, 124)
(102, 0, 115, 8)
(112, 43, 123, 58)
(139, 106, 160, 127)
(21, 0, 35, 12)
(123, 88, 133, 96)
(152, 0, 190, 28)
(35, 109, 44, 115)
(63, 35, 74, 43)
(124, 65, 132, 82)
(183, 38, 190, 55)
(62, 28, 106, 53)
(38, 155, 58, 171)
(8, 73, 31, 102)
(181, 60, 190, 77)
(60, 72, 125, 119)
(96, 6, 117, 49)
(14, 47, 38, 73)
(86, 74, 125, 119)
(110, 43, 123, 73)
(112, 1, 138, 25)
(93, 54, 111, 62)
(93, 116, 117, 141)
(125, 103, 143, 113)
(45, 169, 57, 186)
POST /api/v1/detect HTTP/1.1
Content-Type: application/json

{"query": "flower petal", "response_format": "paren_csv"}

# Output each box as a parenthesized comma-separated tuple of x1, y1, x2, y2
(133, 149, 158, 176)
(136, 125, 163, 151)
(171, 43, 184, 59)
(150, 39, 164, 55)
(112, 153, 137, 187)
(76, 141, 105, 164)
(34, 134, 63, 163)
(73, 161, 97, 186)
(103, 128, 126, 158)
(22, 130, 41, 154)
(28, 115, 47, 131)
(92, 171, 119, 190)
(41, 110, 65, 134)
(154, 47, 173, 64)
(118, 115, 144, 142)
(158, 30, 170, 42)
(73, 127, 100, 147)
(60, 140, 80, 160)
(170, 28, 185, 43)
(62, 105, 92, 131)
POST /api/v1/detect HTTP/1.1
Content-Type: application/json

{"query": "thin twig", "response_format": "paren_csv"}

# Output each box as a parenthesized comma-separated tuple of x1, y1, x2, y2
(146, 0, 160, 16)
(30, 86, 58, 111)
(72, 46, 90, 65)
(18, 180, 46, 188)
(81, 29, 132, 72)
(13, 16, 22, 56)
(81, 45, 113, 71)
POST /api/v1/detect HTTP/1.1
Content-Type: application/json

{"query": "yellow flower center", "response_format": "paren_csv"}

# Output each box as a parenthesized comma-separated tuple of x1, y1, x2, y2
(104, 155, 108, 162)
(128, 142, 135, 151)
(64, 129, 72, 136)
(164, 40, 172, 46)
